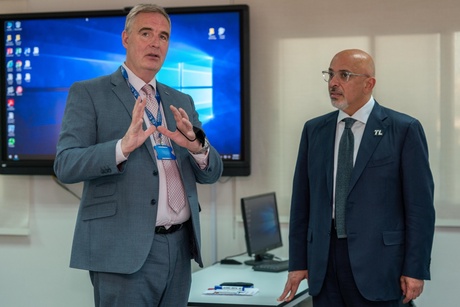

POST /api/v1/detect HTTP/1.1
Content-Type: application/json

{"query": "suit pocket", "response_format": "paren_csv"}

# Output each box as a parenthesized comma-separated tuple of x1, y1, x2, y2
(382, 230, 405, 245)
(81, 201, 117, 220)
(93, 181, 117, 198)
(367, 156, 395, 168)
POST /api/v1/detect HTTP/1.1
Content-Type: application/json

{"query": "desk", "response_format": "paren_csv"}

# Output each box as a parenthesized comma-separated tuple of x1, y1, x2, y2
(188, 259, 309, 307)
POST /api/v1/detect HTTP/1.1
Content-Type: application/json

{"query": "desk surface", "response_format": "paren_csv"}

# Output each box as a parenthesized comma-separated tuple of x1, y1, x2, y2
(188, 259, 309, 307)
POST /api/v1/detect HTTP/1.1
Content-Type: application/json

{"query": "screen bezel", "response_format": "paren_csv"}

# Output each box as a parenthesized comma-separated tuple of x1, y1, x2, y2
(0, 5, 250, 176)
(241, 192, 283, 261)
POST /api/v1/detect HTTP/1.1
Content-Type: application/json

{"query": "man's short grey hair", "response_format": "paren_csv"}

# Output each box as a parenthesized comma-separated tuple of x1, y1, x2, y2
(125, 4, 171, 33)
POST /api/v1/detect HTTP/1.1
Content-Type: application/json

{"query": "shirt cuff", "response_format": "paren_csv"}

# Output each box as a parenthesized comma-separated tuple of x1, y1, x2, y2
(116, 139, 129, 165)
(190, 150, 209, 170)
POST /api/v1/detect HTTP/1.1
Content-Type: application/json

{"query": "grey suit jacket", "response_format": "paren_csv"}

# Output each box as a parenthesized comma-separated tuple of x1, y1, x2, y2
(54, 68, 223, 274)
(288, 101, 435, 301)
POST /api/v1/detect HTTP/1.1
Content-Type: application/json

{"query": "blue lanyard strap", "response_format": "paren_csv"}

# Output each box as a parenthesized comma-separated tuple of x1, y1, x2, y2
(120, 66, 163, 127)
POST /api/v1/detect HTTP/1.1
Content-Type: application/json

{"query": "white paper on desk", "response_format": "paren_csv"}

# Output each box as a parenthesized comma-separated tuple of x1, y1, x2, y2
(203, 288, 259, 296)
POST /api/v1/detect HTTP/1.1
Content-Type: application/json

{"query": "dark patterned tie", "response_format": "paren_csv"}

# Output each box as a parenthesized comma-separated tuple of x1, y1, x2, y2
(335, 118, 356, 238)
(142, 84, 186, 213)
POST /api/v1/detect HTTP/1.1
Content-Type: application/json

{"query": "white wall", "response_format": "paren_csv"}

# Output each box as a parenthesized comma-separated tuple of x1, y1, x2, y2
(1, 0, 460, 306)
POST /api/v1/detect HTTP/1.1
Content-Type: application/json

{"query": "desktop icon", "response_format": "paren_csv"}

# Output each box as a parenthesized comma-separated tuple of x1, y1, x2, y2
(6, 21, 13, 30)
(15, 21, 22, 29)
(8, 138, 16, 147)
(7, 60, 14, 69)
(6, 34, 13, 43)
(24, 73, 31, 82)
(24, 47, 31, 56)
(16, 86, 23, 95)
(24, 60, 31, 69)
(7, 98, 15, 108)
(8, 125, 15, 136)
(33, 47, 40, 55)
(15, 34, 21, 44)
(208, 28, 217, 40)
(7, 86, 15, 95)
(218, 27, 226, 39)
(7, 73, 14, 85)
(15, 47, 22, 56)
(6, 47, 13, 56)
(15, 60, 22, 69)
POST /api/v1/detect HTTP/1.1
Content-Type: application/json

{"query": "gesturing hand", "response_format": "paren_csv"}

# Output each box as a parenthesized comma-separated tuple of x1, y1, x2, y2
(121, 96, 156, 157)
(157, 105, 203, 152)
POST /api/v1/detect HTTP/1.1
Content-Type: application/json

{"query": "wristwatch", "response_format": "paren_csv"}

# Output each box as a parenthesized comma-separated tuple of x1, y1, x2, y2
(193, 126, 206, 146)
(191, 137, 210, 155)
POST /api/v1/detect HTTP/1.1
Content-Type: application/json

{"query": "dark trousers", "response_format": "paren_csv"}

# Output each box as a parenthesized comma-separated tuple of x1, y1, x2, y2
(312, 223, 399, 307)
(90, 226, 192, 307)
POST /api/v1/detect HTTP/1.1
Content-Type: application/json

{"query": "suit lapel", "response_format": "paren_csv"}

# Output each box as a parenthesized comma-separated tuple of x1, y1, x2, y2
(110, 69, 158, 162)
(323, 113, 339, 200)
(111, 70, 137, 116)
(349, 102, 389, 191)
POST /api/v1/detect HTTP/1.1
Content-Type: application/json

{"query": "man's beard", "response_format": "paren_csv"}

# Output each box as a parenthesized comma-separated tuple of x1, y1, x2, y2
(331, 99, 348, 111)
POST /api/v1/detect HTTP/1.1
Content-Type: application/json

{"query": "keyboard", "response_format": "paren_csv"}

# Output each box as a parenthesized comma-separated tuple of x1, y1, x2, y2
(252, 260, 289, 272)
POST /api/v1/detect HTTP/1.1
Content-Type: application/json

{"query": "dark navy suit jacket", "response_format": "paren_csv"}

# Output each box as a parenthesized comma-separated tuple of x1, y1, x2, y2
(288, 101, 435, 301)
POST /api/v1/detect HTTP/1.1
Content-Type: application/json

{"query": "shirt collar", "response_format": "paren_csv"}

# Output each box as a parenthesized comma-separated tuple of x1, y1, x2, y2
(121, 63, 157, 94)
(337, 96, 375, 124)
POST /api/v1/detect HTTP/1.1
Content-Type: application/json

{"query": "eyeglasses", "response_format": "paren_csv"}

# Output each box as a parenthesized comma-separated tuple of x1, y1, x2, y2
(322, 70, 370, 83)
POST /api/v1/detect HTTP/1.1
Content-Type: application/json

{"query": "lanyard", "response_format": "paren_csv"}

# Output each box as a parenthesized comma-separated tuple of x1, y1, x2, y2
(120, 66, 176, 159)
(120, 66, 163, 128)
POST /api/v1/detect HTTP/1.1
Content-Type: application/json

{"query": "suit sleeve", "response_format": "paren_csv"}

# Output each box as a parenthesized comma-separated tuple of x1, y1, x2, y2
(54, 81, 121, 184)
(288, 123, 310, 271)
(401, 119, 435, 280)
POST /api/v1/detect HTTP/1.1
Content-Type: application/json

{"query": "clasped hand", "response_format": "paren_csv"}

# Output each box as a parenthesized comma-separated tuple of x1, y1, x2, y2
(121, 96, 202, 156)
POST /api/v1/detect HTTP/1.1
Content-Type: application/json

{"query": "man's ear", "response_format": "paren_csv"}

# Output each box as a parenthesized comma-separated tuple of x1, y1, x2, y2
(121, 30, 128, 48)
(364, 77, 376, 94)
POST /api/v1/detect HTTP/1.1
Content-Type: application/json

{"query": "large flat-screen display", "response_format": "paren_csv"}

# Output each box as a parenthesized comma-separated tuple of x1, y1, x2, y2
(0, 5, 250, 176)
(241, 192, 283, 265)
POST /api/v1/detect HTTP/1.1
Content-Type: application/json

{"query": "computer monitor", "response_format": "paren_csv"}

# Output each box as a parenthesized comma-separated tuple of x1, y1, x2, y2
(241, 192, 283, 265)
(0, 5, 250, 176)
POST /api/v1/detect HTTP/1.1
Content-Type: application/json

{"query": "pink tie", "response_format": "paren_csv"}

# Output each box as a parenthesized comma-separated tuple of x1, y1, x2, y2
(141, 84, 186, 213)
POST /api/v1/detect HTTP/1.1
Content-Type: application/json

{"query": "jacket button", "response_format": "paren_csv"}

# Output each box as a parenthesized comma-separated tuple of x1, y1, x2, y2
(153, 170, 158, 176)
(150, 199, 156, 206)
(100, 166, 111, 174)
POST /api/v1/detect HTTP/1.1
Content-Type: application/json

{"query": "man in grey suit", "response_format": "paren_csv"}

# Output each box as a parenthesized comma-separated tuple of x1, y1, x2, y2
(278, 49, 435, 306)
(54, 4, 223, 307)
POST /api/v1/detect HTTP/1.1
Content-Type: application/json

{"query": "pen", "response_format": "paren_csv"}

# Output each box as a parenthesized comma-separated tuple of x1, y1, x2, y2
(206, 288, 242, 294)
(213, 285, 247, 291)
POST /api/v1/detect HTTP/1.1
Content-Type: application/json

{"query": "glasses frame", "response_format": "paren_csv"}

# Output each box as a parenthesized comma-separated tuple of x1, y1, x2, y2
(322, 70, 370, 83)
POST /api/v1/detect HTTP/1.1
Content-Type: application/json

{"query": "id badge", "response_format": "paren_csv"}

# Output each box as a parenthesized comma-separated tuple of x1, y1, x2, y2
(154, 145, 176, 160)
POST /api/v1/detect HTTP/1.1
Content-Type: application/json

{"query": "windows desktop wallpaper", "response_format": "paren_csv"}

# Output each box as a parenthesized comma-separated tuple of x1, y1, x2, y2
(3, 11, 243, 162)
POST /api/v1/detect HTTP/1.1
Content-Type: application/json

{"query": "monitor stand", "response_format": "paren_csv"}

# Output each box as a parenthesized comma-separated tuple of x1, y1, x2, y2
(244, 253, 275, 266)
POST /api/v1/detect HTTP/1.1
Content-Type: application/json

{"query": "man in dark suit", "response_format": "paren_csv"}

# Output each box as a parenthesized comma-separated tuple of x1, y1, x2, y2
(278, 49, 435, 307)
(54, 4, 223, 307)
